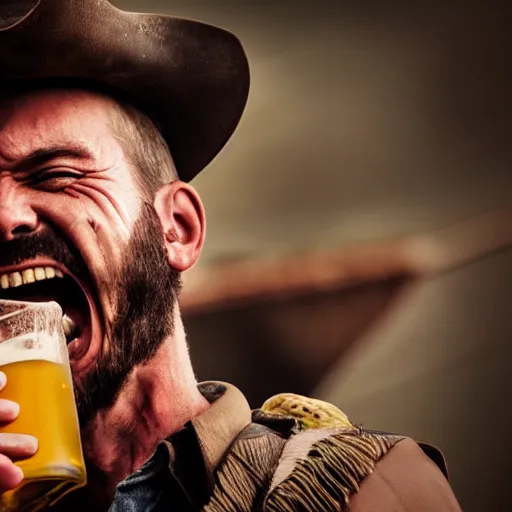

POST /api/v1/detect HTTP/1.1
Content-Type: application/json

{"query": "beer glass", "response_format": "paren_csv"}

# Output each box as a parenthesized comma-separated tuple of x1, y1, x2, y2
(0, 300, 86, 512)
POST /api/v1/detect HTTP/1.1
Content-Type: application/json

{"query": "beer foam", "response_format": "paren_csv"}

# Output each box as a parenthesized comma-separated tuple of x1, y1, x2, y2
(0, 300, 68, 366)
(0, 333, 67, 366)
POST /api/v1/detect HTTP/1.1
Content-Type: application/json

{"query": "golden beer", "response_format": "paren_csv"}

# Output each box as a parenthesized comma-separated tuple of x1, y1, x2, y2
(0, 358, 86, 511)
(0, 300, 87, 511)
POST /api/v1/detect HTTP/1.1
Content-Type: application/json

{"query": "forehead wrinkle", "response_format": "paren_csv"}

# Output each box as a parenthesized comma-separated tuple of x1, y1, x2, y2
(0, 133, 101, 169)
(0, 92, 121, 167)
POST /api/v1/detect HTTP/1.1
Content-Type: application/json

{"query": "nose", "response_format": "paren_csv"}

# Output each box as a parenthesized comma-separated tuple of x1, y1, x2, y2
(0, 175, 39, 241)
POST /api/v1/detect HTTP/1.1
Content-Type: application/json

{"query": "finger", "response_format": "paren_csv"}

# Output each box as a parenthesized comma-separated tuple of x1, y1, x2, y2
(0, 433, 38, 460)
(0, 453, 23, 492)
(0, 399, 20, 423)
(0, 372, 6, 391)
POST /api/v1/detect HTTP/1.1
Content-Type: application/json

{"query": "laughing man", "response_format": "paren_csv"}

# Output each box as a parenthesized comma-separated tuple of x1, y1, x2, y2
(0, 1, 462, 511)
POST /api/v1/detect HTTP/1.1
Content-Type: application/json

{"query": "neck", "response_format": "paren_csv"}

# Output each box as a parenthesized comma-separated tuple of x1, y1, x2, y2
(78, 312, 210, 506)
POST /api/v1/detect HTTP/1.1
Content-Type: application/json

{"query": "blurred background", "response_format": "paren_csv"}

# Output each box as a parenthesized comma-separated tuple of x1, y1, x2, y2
(115, 1, 512, 510)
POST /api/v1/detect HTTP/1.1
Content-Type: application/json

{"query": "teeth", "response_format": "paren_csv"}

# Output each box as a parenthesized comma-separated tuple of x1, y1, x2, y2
(0, 266, 66, 291)
(22, 269, 35, 284)
(45, 267, 56, 279)
(34, 267, 46, 281)
(9, 272, 22, 288)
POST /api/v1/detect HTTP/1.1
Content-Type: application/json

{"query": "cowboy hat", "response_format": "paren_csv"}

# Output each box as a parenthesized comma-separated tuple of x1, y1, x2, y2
(0, 0, 250, 182)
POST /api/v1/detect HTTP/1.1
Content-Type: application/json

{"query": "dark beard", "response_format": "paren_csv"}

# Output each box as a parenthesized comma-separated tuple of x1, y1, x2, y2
(0, 203, 181, 427)
(75, 203, 182, 427)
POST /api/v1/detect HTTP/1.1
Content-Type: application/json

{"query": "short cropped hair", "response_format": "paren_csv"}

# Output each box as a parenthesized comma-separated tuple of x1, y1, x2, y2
(109, 98, 179, 200)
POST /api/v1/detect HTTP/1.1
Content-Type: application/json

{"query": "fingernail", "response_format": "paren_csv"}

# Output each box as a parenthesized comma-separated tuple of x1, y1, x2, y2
(0, 400, 20, 420)
(0, 372, 6, 388)
(25, 436, 38, 455)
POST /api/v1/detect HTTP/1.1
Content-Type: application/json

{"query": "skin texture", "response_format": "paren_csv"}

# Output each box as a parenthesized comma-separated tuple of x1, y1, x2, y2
(0, 89, 210, 507)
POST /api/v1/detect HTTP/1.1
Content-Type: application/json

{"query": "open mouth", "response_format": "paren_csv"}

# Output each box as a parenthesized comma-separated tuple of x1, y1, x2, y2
(0, 265, 92, 347)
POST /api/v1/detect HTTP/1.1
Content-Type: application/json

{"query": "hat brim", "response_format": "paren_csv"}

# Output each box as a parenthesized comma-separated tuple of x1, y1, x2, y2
(0, 0, 250, 182)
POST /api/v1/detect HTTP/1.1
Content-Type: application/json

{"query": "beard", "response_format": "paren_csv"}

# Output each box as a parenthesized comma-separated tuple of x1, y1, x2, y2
(75, 203, 182, 426)
(0, 203, 182, 428)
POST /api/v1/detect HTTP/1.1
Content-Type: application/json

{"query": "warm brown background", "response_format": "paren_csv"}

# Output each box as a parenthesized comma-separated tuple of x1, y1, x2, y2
(114, 1, 511, 510)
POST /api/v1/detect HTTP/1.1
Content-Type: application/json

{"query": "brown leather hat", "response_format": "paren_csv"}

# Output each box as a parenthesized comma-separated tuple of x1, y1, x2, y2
(0, 0, 250, 182)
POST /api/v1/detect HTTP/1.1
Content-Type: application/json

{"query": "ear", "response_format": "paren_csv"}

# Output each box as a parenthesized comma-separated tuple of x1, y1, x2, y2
(153, 181, 206, 272)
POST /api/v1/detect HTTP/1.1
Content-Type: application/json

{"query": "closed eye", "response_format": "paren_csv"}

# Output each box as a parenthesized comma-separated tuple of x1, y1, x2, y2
(27, 169, 85, 190)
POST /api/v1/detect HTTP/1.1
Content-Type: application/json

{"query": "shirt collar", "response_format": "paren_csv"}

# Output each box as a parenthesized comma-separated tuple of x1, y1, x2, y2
(165, 381, 253, 506)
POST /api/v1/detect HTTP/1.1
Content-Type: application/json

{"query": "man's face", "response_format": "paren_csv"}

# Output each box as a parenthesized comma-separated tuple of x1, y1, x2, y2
(0, 89, 181, 426)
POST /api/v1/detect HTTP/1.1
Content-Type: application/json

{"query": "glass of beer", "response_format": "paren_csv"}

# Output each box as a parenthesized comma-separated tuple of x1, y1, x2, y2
(0, 299, 86, 512)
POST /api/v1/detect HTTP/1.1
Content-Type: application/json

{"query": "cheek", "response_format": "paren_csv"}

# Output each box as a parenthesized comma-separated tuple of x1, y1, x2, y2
(31, 194, 125, 319)
(41, 182, 140, 263)
(43, 203, 126, 344)
(68, 180, 141, 236)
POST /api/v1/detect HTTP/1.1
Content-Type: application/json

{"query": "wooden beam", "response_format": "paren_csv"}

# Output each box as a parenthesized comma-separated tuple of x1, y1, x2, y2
(180, 206, 512, 314)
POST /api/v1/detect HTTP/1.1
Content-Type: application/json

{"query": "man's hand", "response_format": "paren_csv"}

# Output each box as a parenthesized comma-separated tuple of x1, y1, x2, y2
(0, 371, 38, 493)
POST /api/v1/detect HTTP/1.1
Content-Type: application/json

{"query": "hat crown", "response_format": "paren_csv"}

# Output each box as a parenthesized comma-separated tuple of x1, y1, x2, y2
(0, 0, 39, 29)
(0, 0, 249, 181)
